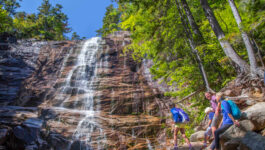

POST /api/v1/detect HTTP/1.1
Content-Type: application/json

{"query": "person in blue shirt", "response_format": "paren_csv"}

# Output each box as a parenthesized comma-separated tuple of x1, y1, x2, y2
(210, 98, 240, 150)
(201, 107, 215, 149)
(170, 103, 194, 150)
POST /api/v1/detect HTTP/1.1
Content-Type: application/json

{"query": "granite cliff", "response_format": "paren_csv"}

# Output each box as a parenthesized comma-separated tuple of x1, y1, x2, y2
(0, 32, 173, 150)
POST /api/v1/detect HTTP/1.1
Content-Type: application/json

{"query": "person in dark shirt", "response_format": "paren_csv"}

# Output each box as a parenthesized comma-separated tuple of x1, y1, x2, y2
(210, 100, 240, 150)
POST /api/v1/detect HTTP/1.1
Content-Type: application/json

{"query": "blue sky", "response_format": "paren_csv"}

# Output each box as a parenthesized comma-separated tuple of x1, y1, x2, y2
(17, 0, 117, 39)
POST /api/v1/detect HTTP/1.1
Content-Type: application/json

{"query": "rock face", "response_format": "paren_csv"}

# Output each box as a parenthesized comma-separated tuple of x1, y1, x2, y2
(0, 40, 47, 105)
(243, 102, 265, 130)
(15, 41, 76, 106)
(240, 132, 265, 150)
(190, 131, 205, 142)
(0, 32, 170, 149)
(218, 103, 265, 150)
(190, 102, 265, 150)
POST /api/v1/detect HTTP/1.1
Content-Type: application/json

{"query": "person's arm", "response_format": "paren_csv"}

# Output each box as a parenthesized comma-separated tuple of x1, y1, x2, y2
(228, 113, 240, 126)
(215, 101, 221, 116)
(218, 118, 223, 128)
(223, 101, 240, 127)
(207, 119, 212, 128)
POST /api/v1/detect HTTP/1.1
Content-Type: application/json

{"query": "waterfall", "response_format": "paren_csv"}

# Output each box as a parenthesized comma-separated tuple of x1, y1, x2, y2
(54, 37, 105, 149)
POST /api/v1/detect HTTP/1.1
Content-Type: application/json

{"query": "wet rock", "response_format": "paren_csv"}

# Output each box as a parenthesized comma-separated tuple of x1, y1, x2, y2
(13, 125, 35, 145)
(15, 41, 75, 106)
(5, 118, 43, 150)
(190, 131, 205, 142)
(0, 106, 38, 126)
(1, 31, 166, 149)
(240, 132, 265, 150)
(244, 102, 265, 130)
(47, 133, 71, 150)
(0, 39, 47, 104)
(70, 140, 93, 150)
(23, 118, 43, 129)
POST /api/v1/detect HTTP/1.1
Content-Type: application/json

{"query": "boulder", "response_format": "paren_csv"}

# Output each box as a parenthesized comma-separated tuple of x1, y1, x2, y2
(0, 146, 7, 150)
(223, 138, 241, 150)
(47, 133, 71, 150)
(7, 118, 43, 149)
(261, 128, 265, 136)
(240, 132, 265, 150)
(190, 130, 205, 142)
(244, 102, 265, 130)
(70, 140, 93, 150)
(25, 144, 38, 150)
(220, 120, 255, 141)
(23, 118, 43, 128)
(0, 128, 9, 145)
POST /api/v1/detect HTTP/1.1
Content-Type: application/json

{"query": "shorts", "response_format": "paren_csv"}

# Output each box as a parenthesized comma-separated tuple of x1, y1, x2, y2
(205, 127, 212, 136)
(175, 123, 187, 128)
(211, 113, 222, 128)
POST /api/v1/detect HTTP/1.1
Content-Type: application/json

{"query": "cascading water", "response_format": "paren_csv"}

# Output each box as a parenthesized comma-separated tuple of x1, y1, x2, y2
(52, 37, 105, 149)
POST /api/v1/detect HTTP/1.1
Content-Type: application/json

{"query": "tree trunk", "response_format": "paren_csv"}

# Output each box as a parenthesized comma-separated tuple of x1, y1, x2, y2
(200, 0, 250, 74)
(180, 0, 204, 43)
(252, 39, 265, 68)
(175, 0, 213, 92)
(228, 0, 262, 77)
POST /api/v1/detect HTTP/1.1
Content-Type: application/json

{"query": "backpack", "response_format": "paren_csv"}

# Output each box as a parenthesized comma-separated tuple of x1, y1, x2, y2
(171, 108, 190, 123)
(221, 100, 241, 120)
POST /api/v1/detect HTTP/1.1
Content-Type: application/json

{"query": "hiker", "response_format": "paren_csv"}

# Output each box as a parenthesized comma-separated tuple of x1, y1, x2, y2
(210, 94, 240, 150)
(205, 92, 222, 137)
(201, 107, 215, 149)
(170, 103, 194, 150)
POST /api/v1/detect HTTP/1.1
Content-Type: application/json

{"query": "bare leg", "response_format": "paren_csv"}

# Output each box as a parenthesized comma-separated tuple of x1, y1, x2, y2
(211, 126, 216, 137)
(180, 128, 191, 145)
(174, 127, 180, 146)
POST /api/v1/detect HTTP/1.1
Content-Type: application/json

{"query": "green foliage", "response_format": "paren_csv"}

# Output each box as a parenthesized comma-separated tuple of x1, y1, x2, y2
(1, 0, 71, 41)
(0, 0, 21, 16)
(71, 32, 81, 40)
(96, 4, 121, 36)
(35, 1, 71, 40)
(112, 0, 265, 97)
(102, 0, 265, 138)
(0, 5, 12, 32)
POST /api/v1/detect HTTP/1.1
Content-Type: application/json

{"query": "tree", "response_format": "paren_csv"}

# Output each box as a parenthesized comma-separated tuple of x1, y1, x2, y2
(200, 0, 250, 74)
(0, 5, 12, 32)
(96, 4, 120, 36)
(175, 0, 212, 92)
(71, 32, 81, 40)
(180, 0, 203, 43)
(13, 12, 39, 39)
(37, 0, 71, 40)
(228, 0, 264, 77)
(0, 0, 21, 16)
(37, 0, 51, 16)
